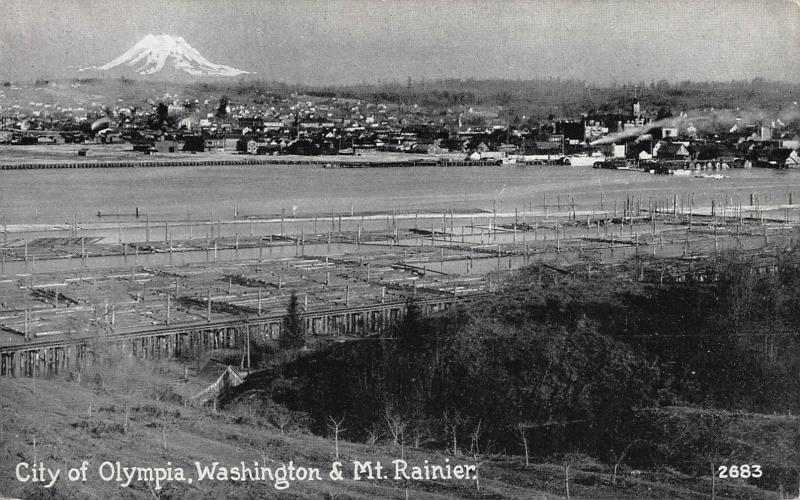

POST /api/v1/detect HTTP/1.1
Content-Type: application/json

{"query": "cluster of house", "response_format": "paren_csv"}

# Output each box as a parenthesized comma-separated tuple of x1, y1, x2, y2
(1, 83, 798, 168)
(613, 120, 800, 169)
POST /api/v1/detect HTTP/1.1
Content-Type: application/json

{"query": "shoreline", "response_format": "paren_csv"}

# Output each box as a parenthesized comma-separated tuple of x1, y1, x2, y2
(1, 205, 795, 234)
(0, 157, 507, 170)
(0, 145, 498, 170)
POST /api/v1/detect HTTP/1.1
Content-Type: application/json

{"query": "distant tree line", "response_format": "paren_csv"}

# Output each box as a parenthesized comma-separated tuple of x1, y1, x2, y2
(170, 77, 800, 121)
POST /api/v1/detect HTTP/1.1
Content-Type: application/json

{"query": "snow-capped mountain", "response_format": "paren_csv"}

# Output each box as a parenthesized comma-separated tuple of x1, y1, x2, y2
(82, 34, 248, 78)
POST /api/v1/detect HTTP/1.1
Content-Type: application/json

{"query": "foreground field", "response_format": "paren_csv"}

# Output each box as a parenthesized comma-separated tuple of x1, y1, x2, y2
(0, 368, 783, 499)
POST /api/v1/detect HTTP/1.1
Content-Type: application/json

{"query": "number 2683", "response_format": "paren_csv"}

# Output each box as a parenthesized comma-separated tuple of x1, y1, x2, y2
(718, 465, 762, 479)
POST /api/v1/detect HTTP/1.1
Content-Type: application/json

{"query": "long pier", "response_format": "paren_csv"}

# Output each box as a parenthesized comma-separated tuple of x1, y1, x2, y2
(0, 157, 501, 171)
(0, 294, 486, 378)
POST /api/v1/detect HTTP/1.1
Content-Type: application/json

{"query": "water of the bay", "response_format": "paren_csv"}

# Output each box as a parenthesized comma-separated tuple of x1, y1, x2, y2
(2, 164, 798, 225)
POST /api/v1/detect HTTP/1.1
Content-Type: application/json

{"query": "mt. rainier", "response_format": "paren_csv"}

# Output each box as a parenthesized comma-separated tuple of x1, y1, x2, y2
(82, 34, 249, 78)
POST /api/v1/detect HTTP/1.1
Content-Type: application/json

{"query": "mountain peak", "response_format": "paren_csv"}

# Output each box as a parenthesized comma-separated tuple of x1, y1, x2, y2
(81, 35, 249, 78)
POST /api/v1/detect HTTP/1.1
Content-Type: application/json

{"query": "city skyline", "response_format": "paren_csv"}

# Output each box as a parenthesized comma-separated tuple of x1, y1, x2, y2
(1, 0, 799, 85)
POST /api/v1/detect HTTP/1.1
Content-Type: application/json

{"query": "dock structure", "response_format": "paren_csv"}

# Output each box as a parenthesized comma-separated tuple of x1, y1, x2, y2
(0, 239, 501, 379)
(0, 158, 502, 171)
(2, 193, 800, 379)
(0, 294, 481, 378)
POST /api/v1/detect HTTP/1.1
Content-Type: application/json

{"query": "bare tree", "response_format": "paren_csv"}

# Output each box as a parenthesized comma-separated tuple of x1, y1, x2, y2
(411, 422, 431, 449)
(516, 423, 530, 467)
(610, 443, 632, 485)
(274, 407, 292, 434)
(327, 416, 346, 460)
(365, 422, 383, 446)
(468, 419, 487, 492)
(565, 461, 571, 500)
(385, 409, 406, 445)
(123, 403, 130, 435)
(161, 419, 168, 451)
(442, 410, 463, 456)
(561, 453, 588, 500)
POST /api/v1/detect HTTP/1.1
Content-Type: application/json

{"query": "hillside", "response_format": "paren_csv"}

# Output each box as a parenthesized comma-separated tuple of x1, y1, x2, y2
(2, 248, 799, 499)
(0, 375, 783, 500)
(221, 249, 800, 499)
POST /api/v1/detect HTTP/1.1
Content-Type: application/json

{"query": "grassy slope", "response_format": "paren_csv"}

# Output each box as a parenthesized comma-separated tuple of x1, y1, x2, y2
(0, 375, 779, 500)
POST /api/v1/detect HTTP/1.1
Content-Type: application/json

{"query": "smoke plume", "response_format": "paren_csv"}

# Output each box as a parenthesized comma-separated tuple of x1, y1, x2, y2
(589, 106, 800, 146)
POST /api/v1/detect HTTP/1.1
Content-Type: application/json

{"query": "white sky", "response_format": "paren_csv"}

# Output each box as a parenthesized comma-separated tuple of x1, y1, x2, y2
(1, 0, 798, 84)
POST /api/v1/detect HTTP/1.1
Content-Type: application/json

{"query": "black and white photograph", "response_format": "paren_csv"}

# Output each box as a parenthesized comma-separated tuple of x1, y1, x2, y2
(1, 1, 800, 498)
